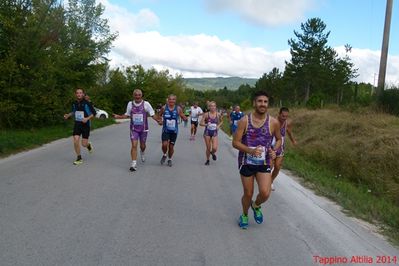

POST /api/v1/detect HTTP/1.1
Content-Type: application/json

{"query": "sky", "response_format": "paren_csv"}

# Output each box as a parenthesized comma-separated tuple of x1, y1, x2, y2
(99, 0, 399, 85)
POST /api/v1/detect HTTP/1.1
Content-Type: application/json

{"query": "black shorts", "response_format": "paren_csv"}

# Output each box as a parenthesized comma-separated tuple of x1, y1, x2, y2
(240, 164, 271, 177)
(162, 132, 177, 145)
(191, 120, 199, 127)
(73, 122, 90, 139)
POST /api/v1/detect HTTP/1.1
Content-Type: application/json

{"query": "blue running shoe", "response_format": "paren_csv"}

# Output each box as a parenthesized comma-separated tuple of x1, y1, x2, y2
(251, 201, 263, 224)
(238, 214, 249, 229)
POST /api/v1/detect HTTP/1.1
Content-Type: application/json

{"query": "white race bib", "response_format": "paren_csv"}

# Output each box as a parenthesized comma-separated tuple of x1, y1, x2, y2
(75, 111, 84, 122)
(207, 123, 217, 131)
(191, 117, 198, 122)
(132, 114, 144, 125)
(247, 146, 266, 165)
(166, 119, 176, 130)
(233, 120, 238, 126)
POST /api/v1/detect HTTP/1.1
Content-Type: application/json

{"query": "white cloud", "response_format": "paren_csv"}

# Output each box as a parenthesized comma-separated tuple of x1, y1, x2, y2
(204, 0, 317, 27)
(336, 46, 399, 86)
(100, 0, 159, 32)
(101, 0, 398, 86)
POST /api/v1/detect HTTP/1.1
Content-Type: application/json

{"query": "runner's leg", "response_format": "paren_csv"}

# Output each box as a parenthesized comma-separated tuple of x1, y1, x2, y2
(73, 135, 81, 156)
(204, 135, 211, 161)
(254, 172, 272, 206)
(272, 157, 283, 182)
(241, 175, 255, 215)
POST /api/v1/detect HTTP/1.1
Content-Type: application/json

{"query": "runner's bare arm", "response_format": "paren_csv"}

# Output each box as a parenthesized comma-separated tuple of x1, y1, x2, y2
(287, 119, 297, 145)
(271, 117, 282, 151)
(112, 114, 129, 119)
(157, 107, 165, 125)
(82, 114, 94, 124)
(199, 113, 207, 127)
(232, 115, 261, 156)
(63, 112, 73, 119)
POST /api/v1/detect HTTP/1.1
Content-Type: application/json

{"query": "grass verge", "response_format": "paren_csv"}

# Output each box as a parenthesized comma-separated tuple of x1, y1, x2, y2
(284, 149, 399, 245)
(0, 119, 115, 158)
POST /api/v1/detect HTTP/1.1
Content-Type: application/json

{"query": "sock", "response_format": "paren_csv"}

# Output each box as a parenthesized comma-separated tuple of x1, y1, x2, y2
(252, 202, 260, 209)
(132, 160, 137, 166)
(77, 155, 82, 160)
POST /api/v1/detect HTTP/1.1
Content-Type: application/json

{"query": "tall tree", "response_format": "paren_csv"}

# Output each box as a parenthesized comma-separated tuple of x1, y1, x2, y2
(285, 18, 331, 103)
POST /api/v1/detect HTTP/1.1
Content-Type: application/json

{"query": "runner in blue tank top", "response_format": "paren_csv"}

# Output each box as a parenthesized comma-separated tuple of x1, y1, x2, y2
(200, 101, 223, 165)
(229, 105, 244, 135)
(158, 94, 188, 167)
(232, 91, 282, 229)
(270, 107, 297, 190)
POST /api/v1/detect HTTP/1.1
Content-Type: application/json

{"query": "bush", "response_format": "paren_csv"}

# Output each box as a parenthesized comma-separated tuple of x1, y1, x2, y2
(379, 88, 399, 116)
(306, 94, 323, 109)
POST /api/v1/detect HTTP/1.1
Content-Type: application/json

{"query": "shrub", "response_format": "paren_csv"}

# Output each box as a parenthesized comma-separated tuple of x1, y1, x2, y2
(379, 88, 399, 116)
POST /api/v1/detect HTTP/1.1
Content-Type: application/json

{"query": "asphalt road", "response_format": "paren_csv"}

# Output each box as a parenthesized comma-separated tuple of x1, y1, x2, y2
(1, 120, 398, 266)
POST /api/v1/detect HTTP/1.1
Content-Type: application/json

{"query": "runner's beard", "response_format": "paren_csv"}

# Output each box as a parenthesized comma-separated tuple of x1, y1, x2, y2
(255, 106, 267, 115)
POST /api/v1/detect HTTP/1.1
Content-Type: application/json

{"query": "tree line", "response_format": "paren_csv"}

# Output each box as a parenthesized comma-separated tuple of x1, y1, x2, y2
(1, 1, 397, 130)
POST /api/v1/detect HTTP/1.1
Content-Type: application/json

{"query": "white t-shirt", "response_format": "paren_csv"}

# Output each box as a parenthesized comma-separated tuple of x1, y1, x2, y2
(125, 101, 155, 117)
(190, 106, 203, 121)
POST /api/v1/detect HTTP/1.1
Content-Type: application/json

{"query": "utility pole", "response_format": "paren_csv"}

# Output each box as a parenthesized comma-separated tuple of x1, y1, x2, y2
(377, 0, 393, 95)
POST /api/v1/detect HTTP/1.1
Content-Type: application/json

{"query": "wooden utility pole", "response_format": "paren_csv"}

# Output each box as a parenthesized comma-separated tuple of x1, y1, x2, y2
(377, 0, 393, 95)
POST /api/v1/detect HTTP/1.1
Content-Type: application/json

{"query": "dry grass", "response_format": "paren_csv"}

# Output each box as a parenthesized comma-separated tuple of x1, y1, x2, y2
(286, 107, 399, 206)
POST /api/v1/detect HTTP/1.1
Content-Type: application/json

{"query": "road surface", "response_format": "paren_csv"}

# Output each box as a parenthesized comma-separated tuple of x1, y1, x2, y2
(0, 120, 398, 266)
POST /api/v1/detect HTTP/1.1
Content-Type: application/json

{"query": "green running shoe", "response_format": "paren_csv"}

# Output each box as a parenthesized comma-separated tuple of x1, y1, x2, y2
(251, 201, 263, 224)
(238, 214, 249, 229)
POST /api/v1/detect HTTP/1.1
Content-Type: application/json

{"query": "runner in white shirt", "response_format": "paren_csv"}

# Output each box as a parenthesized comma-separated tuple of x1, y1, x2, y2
(113, 89, 159, 171)
(189, 102, 203, 140)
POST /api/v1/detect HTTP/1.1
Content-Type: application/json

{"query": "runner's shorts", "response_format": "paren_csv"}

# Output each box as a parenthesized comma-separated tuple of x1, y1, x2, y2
(162, 132, 177, 145)
(73, 122, 90, 139)
(239, 164, 271, 177)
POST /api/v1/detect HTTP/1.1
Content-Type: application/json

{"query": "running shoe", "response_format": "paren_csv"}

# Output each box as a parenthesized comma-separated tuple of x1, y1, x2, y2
(129, 161, 137, 172)
(271, 183, 275, 191)
(205, 160, 210, 165)
(140, 152, 145, 162)
(73, 158, 83, 165)
(167, 159, 173, 167)
(211, 152, 217, 161)
(160, 155, 167, 165)
(87, 142, 93, 153)
(251, 201, 263, 224)
(238, 214, 249, 229)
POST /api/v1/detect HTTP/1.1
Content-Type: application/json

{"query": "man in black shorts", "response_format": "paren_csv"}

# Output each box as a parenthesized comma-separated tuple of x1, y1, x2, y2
(64, 88, 94, 165)
(189, 102, 203, 140)
(158, 94, 188, 167)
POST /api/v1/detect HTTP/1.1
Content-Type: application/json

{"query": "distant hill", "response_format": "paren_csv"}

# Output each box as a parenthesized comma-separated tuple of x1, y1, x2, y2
(183, 77, 257, 91)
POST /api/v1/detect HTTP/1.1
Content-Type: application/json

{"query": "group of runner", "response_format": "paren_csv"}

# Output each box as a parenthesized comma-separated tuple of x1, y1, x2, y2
(64, 87, 296, 230)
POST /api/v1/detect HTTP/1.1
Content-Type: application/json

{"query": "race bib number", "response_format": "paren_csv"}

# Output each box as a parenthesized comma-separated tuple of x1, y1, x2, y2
(166, 119, 176, 130)
(191, 117, 198, 122)
(75, 111, 84, 122)
(207, 123, 217, 131)
(132, 114, 144, 125)
(247, 146, 266, 165)
(233, 120, 238, 126)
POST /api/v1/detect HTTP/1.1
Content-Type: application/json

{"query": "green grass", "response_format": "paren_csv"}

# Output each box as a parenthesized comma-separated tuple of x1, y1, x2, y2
(0, 119, 115, 158)
(284, 149, 399, 245)
(221, 116, 232, 136)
